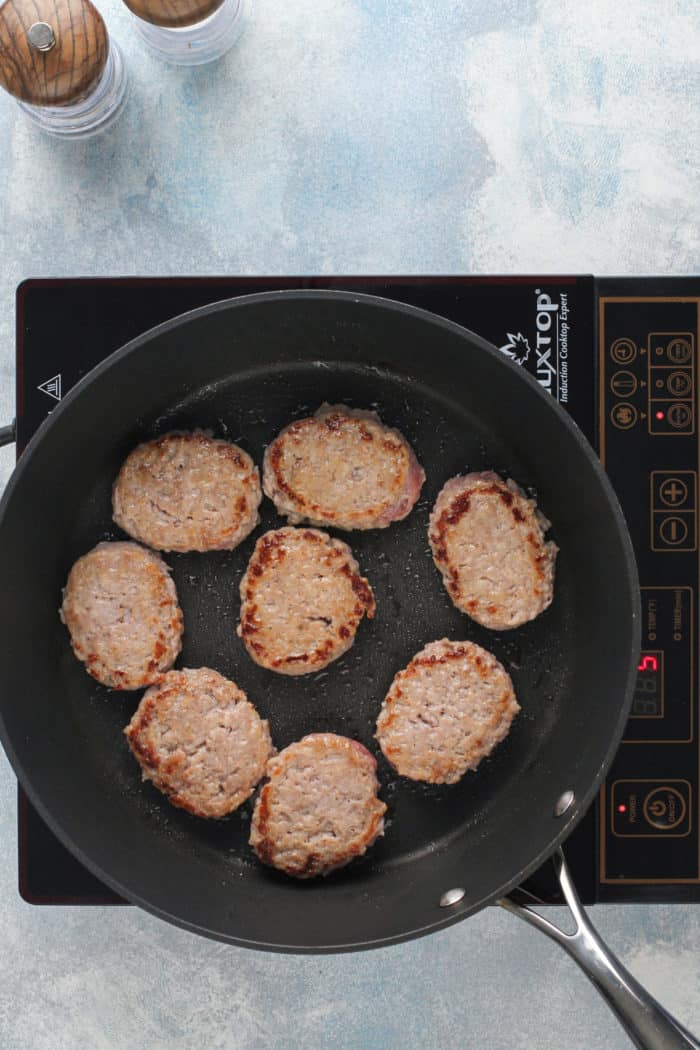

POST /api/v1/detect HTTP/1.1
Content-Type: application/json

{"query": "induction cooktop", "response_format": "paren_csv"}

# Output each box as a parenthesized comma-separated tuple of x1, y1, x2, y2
(14, 274, 700, 906)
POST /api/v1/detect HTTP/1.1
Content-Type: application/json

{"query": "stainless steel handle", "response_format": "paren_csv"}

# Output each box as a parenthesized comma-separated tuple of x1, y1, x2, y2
(0, 421, 16, 447)
(501, 851, 700, 1050)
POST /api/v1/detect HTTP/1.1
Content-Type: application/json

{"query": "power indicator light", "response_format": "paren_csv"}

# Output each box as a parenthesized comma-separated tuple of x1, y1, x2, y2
(655, 411, 665, 420)
(617, 804, 627, 814)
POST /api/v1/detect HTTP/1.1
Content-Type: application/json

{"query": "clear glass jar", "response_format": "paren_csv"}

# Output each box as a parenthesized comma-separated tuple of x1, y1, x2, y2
(17, 41, 128, 139)
(131, 0, 249, 65)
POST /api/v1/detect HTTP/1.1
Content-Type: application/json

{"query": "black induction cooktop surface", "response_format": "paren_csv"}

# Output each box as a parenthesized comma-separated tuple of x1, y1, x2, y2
(14, 275, 700, 906)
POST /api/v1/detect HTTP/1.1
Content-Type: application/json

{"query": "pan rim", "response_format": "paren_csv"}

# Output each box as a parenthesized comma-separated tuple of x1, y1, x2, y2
(0, 287, 641, 950)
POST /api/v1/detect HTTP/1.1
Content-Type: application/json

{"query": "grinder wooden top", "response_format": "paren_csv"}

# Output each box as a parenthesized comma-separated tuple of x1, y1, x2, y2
(121, 0, 224, 29)
(0, 0, 108, 105)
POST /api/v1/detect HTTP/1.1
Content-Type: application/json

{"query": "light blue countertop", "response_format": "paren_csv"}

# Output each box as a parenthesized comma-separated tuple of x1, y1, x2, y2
(1, 2, 699, 1048)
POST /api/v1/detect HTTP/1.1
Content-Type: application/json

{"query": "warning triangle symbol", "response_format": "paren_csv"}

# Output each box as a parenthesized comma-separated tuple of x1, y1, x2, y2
(37, 374, 62, 401)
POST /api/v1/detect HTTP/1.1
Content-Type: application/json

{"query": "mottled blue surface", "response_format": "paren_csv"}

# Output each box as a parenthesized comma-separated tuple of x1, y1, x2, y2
(0, 1, 699, 1047)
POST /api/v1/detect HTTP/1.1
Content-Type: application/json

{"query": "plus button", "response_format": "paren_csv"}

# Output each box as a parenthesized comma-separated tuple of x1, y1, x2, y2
(659, 478, 688, 507)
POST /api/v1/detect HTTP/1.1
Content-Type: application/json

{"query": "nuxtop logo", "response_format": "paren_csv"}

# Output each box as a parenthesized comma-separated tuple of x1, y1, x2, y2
(497, 291, 560, 395)
(498, 332, 531, 365)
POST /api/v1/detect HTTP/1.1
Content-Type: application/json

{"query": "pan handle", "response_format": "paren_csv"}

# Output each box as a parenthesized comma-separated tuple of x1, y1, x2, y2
(500, 851, 699, 1050)
(0, 422, 16, 447)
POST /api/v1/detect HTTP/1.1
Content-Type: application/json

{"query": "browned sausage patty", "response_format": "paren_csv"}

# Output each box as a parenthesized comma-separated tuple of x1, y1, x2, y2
(375, 639, 520, 784)
(125, 667, 273, 819)
(249, 733, 386, 878)
(262, 403, 425, 530)
(112, 431, 262, 553)
(428, 471, 557, 630)
(60, 541, 183, 691)
(237, 527, 375, 675)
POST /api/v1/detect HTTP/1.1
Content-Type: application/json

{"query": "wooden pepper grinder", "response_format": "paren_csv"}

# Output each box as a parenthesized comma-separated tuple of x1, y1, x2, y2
(0, 0, 126, 136)
(122, 0, 248, 64)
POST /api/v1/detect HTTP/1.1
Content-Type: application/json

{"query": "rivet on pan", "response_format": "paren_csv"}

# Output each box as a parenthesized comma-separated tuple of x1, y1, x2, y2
(554, 790, 575, 817)
(439, 887, 465, 908)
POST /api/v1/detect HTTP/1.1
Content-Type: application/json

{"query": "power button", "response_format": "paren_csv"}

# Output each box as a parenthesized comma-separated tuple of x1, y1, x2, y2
(644, 786, 687, 830)
(611, 779, 692, 837)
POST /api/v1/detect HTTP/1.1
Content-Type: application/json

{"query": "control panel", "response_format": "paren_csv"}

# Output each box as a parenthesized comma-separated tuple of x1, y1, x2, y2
(599, 294, 700, 886)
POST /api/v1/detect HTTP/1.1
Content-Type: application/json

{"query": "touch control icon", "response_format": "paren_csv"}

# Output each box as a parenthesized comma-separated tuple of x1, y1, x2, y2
(658, 477, 689, 507)
(610, 338, 637, 365)
(667, 371, 693, 397)
(658, 517, 689, 545)
(667, 403, 693, 430)
(667, 338, 692, 365)
(611, 402, 638, 429)
(643, 787, 687, 831)
(610, 371, 638, 397)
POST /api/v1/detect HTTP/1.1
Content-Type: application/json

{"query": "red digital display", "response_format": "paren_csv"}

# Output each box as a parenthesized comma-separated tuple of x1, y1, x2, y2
(632, 651, 663, 718)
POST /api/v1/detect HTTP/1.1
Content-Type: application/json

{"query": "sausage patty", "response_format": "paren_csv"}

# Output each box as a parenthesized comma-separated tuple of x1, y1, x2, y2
(112, 431, 262, 553)
(124, 667, 273, 819)
(249, 733, 387, 878)
(262, 403, 425, 530)
(375, 639, 520, 784)
(60, 541, 183, 690)
(237, 527, 376, 675)
(428, 471, 558, 630)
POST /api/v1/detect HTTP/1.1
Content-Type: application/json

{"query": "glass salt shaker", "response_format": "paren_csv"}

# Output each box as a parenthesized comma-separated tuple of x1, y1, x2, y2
(0, 0, 127, 137)
(122, 0, 249, 65)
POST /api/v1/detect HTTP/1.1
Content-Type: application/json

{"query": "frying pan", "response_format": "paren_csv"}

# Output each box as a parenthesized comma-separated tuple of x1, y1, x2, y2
(0, 290, 696, 1049)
